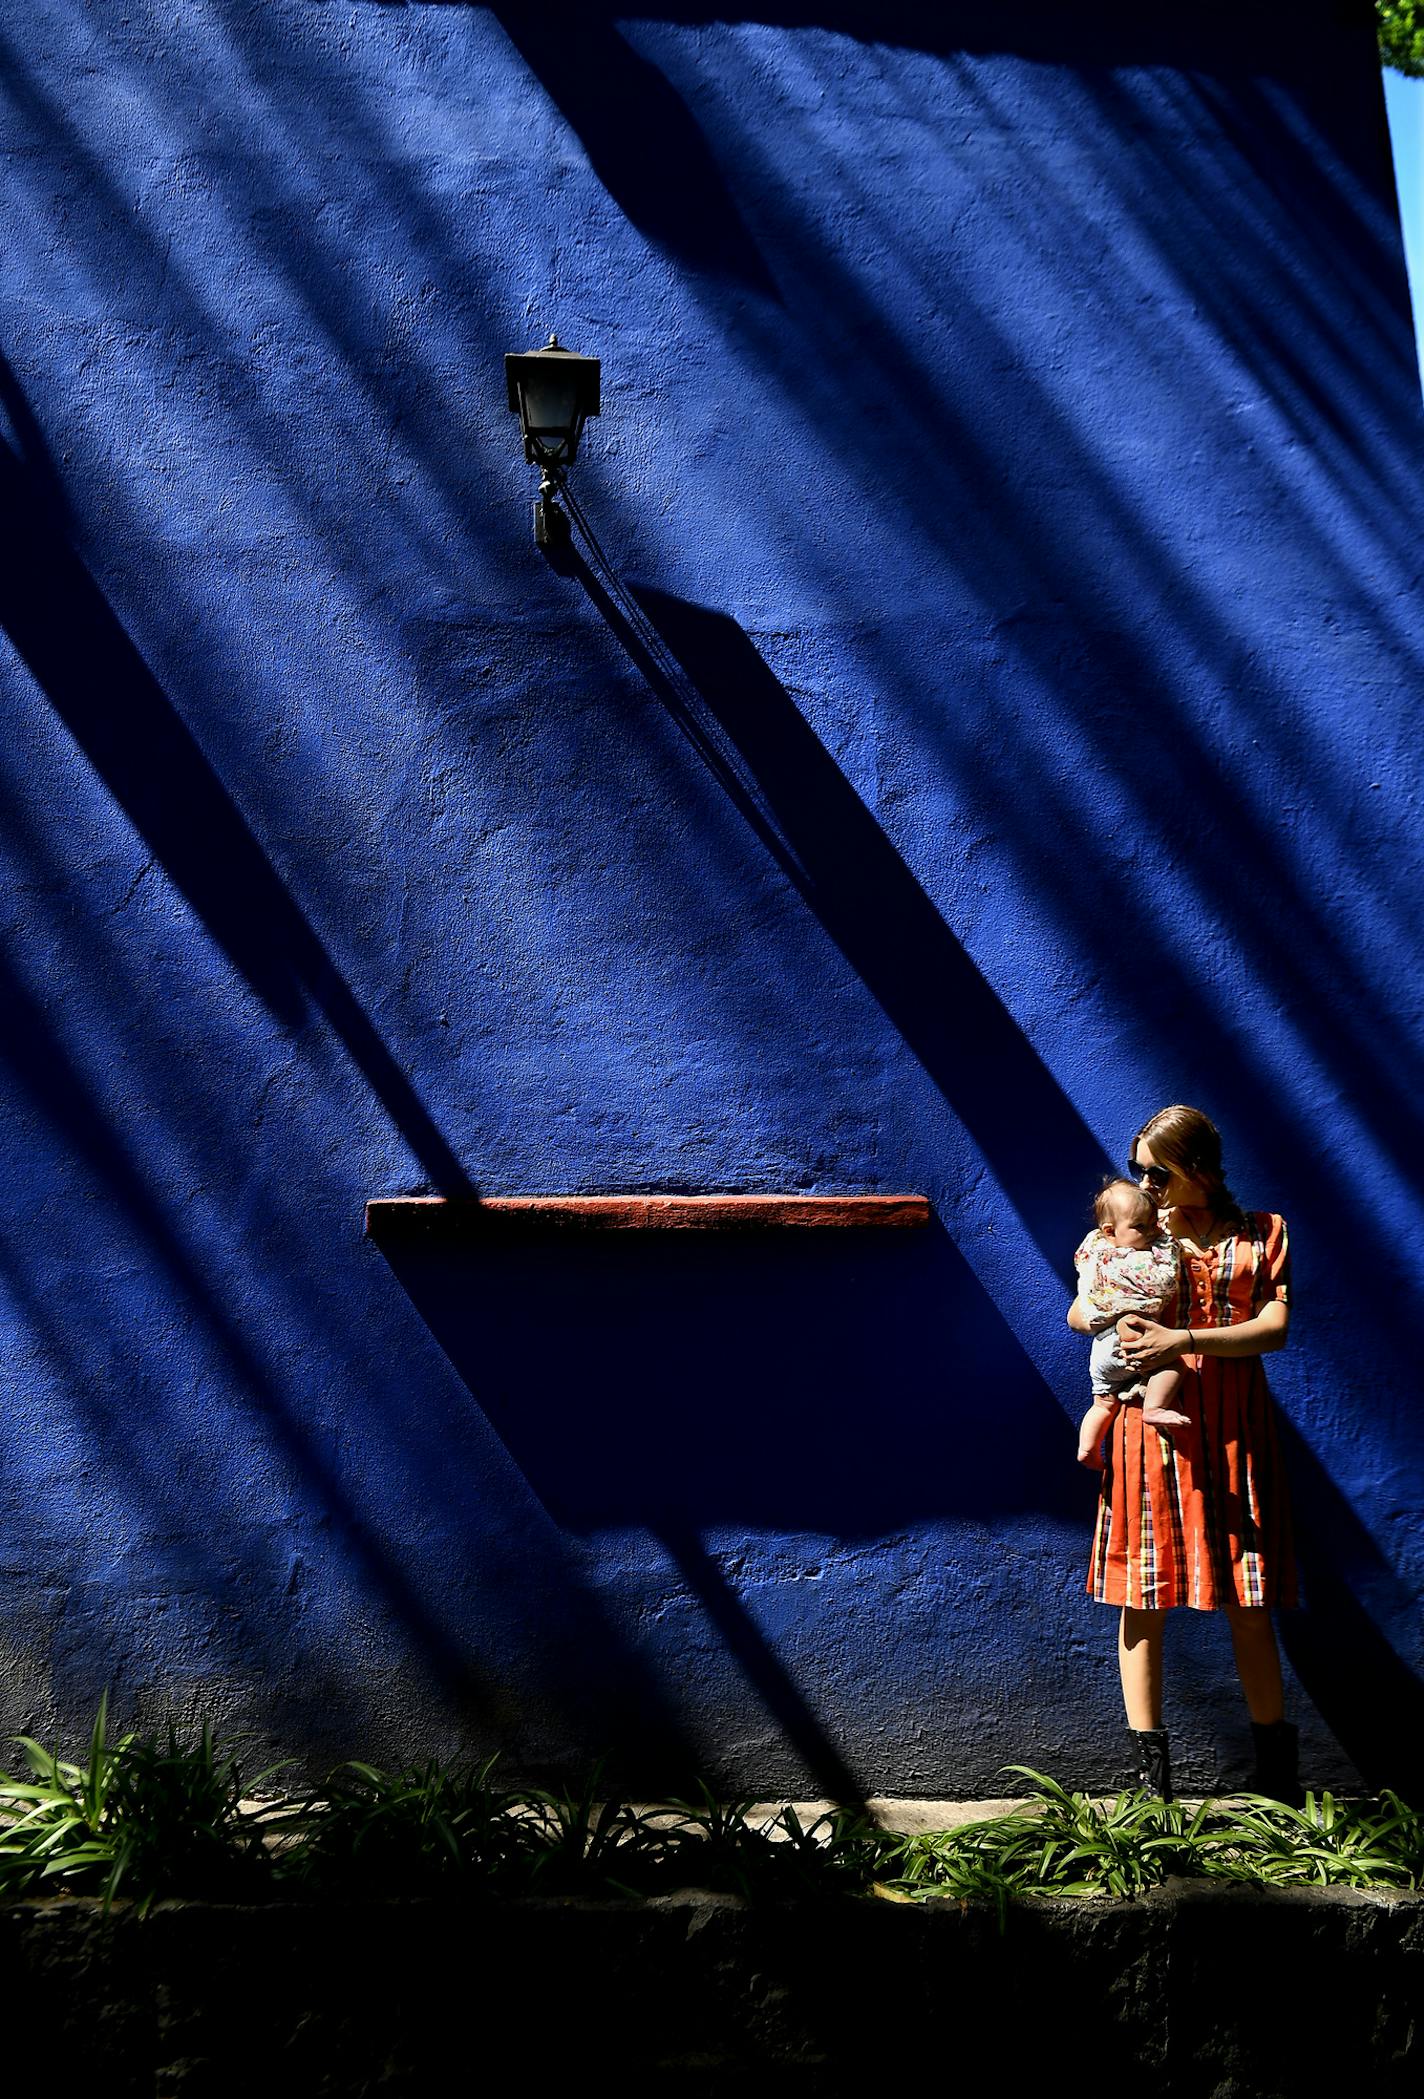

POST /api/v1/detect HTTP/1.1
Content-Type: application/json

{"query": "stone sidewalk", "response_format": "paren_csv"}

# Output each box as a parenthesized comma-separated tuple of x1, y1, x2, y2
(753, 1796, 1032, 1832)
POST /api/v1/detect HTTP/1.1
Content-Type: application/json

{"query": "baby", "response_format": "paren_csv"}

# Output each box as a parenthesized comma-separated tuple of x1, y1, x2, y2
(1074, 1178, 1190, 1468)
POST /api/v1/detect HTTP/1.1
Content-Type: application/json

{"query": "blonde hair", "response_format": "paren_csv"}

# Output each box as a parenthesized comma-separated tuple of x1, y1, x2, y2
(1132, 1104, 1247, 1228)
(1094, 1176, 1158, 1234)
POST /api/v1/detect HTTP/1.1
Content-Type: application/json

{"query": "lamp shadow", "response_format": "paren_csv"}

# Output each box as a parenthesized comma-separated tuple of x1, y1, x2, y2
(547, 553, 1424, 1800)
(546, 545, 1108, 1267)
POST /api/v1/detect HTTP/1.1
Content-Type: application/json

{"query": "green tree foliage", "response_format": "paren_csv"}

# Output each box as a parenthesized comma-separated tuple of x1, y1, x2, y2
(1380, 1, 1424, 76)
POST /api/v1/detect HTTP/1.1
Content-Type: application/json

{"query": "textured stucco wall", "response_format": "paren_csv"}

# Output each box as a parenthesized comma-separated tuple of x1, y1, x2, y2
(0, 0, 1420, 1795)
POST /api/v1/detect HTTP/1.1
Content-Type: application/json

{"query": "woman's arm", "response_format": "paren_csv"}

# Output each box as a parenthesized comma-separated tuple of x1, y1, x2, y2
(1118, 1300, 1288, 1369)
(1066, 1296, 1095, 1335)
(1067, 1235, 1107, 1335)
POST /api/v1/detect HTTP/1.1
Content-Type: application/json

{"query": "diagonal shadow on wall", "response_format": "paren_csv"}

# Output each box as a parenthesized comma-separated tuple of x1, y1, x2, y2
(549, 543, 1106, 1265)
(489, 8, 780, 299)
(375, 1221, 1084, 1535)
(0, 932, 715, 1782)
(460, 2, 1324, 75)
(0, 359, 472, 1199)
(482, 2, 1356, 316)
(0, 368, 731, 1781)
(1278, 1425, 1424, 1800)
(375, 1215, 1092, 1799)
(555, 555, 1424, 1798)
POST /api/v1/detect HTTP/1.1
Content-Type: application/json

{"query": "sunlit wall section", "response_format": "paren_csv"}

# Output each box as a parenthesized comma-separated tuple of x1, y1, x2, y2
(0, 1, 1418, 1796)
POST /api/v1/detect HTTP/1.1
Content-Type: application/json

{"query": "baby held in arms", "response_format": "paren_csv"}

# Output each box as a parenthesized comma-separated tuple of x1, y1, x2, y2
(1074, 1178, 1190, 1468)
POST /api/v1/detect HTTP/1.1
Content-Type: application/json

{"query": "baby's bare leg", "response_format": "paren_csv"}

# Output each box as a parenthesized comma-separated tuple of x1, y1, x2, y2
(1141, 1363, 1190, 1432)
(1077, 1396, 1119, 1469)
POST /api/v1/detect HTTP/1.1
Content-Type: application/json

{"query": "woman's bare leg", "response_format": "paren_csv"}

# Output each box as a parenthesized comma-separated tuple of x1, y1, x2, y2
(1119, 1606, 1166, 1729)
(1224, 1604, 1284, 1724)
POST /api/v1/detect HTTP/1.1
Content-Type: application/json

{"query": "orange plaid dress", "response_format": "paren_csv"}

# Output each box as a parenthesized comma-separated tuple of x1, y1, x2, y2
(1088, 1212, 1296, 1611)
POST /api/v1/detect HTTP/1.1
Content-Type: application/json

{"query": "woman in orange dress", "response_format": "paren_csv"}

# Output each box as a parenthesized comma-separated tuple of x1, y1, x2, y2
(1068, 1104, 1300, 1805)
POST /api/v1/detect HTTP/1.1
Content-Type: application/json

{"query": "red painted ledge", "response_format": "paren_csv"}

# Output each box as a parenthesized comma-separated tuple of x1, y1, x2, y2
(365, 1194, 932, 1238)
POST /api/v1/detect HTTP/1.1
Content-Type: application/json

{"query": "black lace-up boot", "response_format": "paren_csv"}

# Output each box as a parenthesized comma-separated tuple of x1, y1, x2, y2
(1249, 1719, 1303, 1806)
(1129, 1727, 1173, 1801)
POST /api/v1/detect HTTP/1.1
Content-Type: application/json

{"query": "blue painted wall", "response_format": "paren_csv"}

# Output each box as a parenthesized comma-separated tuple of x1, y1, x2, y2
(1, 0, 1420, 1796)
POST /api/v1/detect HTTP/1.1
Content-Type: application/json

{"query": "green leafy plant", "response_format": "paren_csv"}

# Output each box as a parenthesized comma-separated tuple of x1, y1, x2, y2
(0, 1696, 286, 1913)
(658, 1785, 897, 1900)
(278, 1755, 526, 1896)
(1192, 1788, 1424, 1890)
(989, 1766, 1208, 1898)
(283, 1757, 688, 1900)
(780, 1802, 901, 1892)
(879, 1776, 1199, 1915)
(516, 1766, 673, 1899)
(1370, 1789, 1424, 1887)
(877, 1812, 1030, 1932)
(882, 1771, 1424, 1922)
(2, 1704, 1422, 1919)
(1380, 0, 1424, 75)
(102, 1718, 287, 1908)
(0, 1696, 131, 1904)
(652, 1785, 781, 1898)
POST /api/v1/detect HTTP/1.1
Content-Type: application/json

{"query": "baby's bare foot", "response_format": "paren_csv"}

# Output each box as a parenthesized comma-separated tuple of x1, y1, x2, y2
(1077, 1438, 1106, 1470)
(1143, 1407, 1191, 1432)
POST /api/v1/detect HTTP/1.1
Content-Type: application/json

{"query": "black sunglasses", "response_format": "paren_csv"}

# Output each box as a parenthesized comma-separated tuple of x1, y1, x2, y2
(1129, 1158, 1172, 1190)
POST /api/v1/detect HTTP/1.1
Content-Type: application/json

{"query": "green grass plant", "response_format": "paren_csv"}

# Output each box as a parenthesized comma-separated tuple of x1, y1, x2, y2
(1, 1705, 1421, 1917)
(1189, 1789, 1424, 1891)
(656, 1788, 896, 1899)
(276, 1754, 529, 1896)
(513, 1766, 675, 1899)
(880, 1771, 1212, 1917)
(876, 1810, 1028, 1931)
(0, 1695, 285, 1913)
(878, 1772, 1424, 1918)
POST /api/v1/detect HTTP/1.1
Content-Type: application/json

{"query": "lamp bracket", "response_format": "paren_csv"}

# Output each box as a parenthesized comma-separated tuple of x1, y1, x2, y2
(535, 464, 569, 547)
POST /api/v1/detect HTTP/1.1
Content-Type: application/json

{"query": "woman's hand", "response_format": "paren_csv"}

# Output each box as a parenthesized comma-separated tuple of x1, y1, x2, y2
(1119, 1302, 1288, 1363)
(1116, 1314, 1188, 1371)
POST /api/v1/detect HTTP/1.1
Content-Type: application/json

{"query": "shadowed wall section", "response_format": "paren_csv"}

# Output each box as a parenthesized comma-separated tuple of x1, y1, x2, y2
(0, 0, 1419, 1795)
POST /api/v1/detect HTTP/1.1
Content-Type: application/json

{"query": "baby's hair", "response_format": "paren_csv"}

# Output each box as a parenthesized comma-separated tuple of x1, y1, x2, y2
(1094, 1176, 1158, 1234)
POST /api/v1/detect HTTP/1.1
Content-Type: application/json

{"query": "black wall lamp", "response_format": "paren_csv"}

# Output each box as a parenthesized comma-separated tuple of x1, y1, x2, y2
(505, 333, 602, 546)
